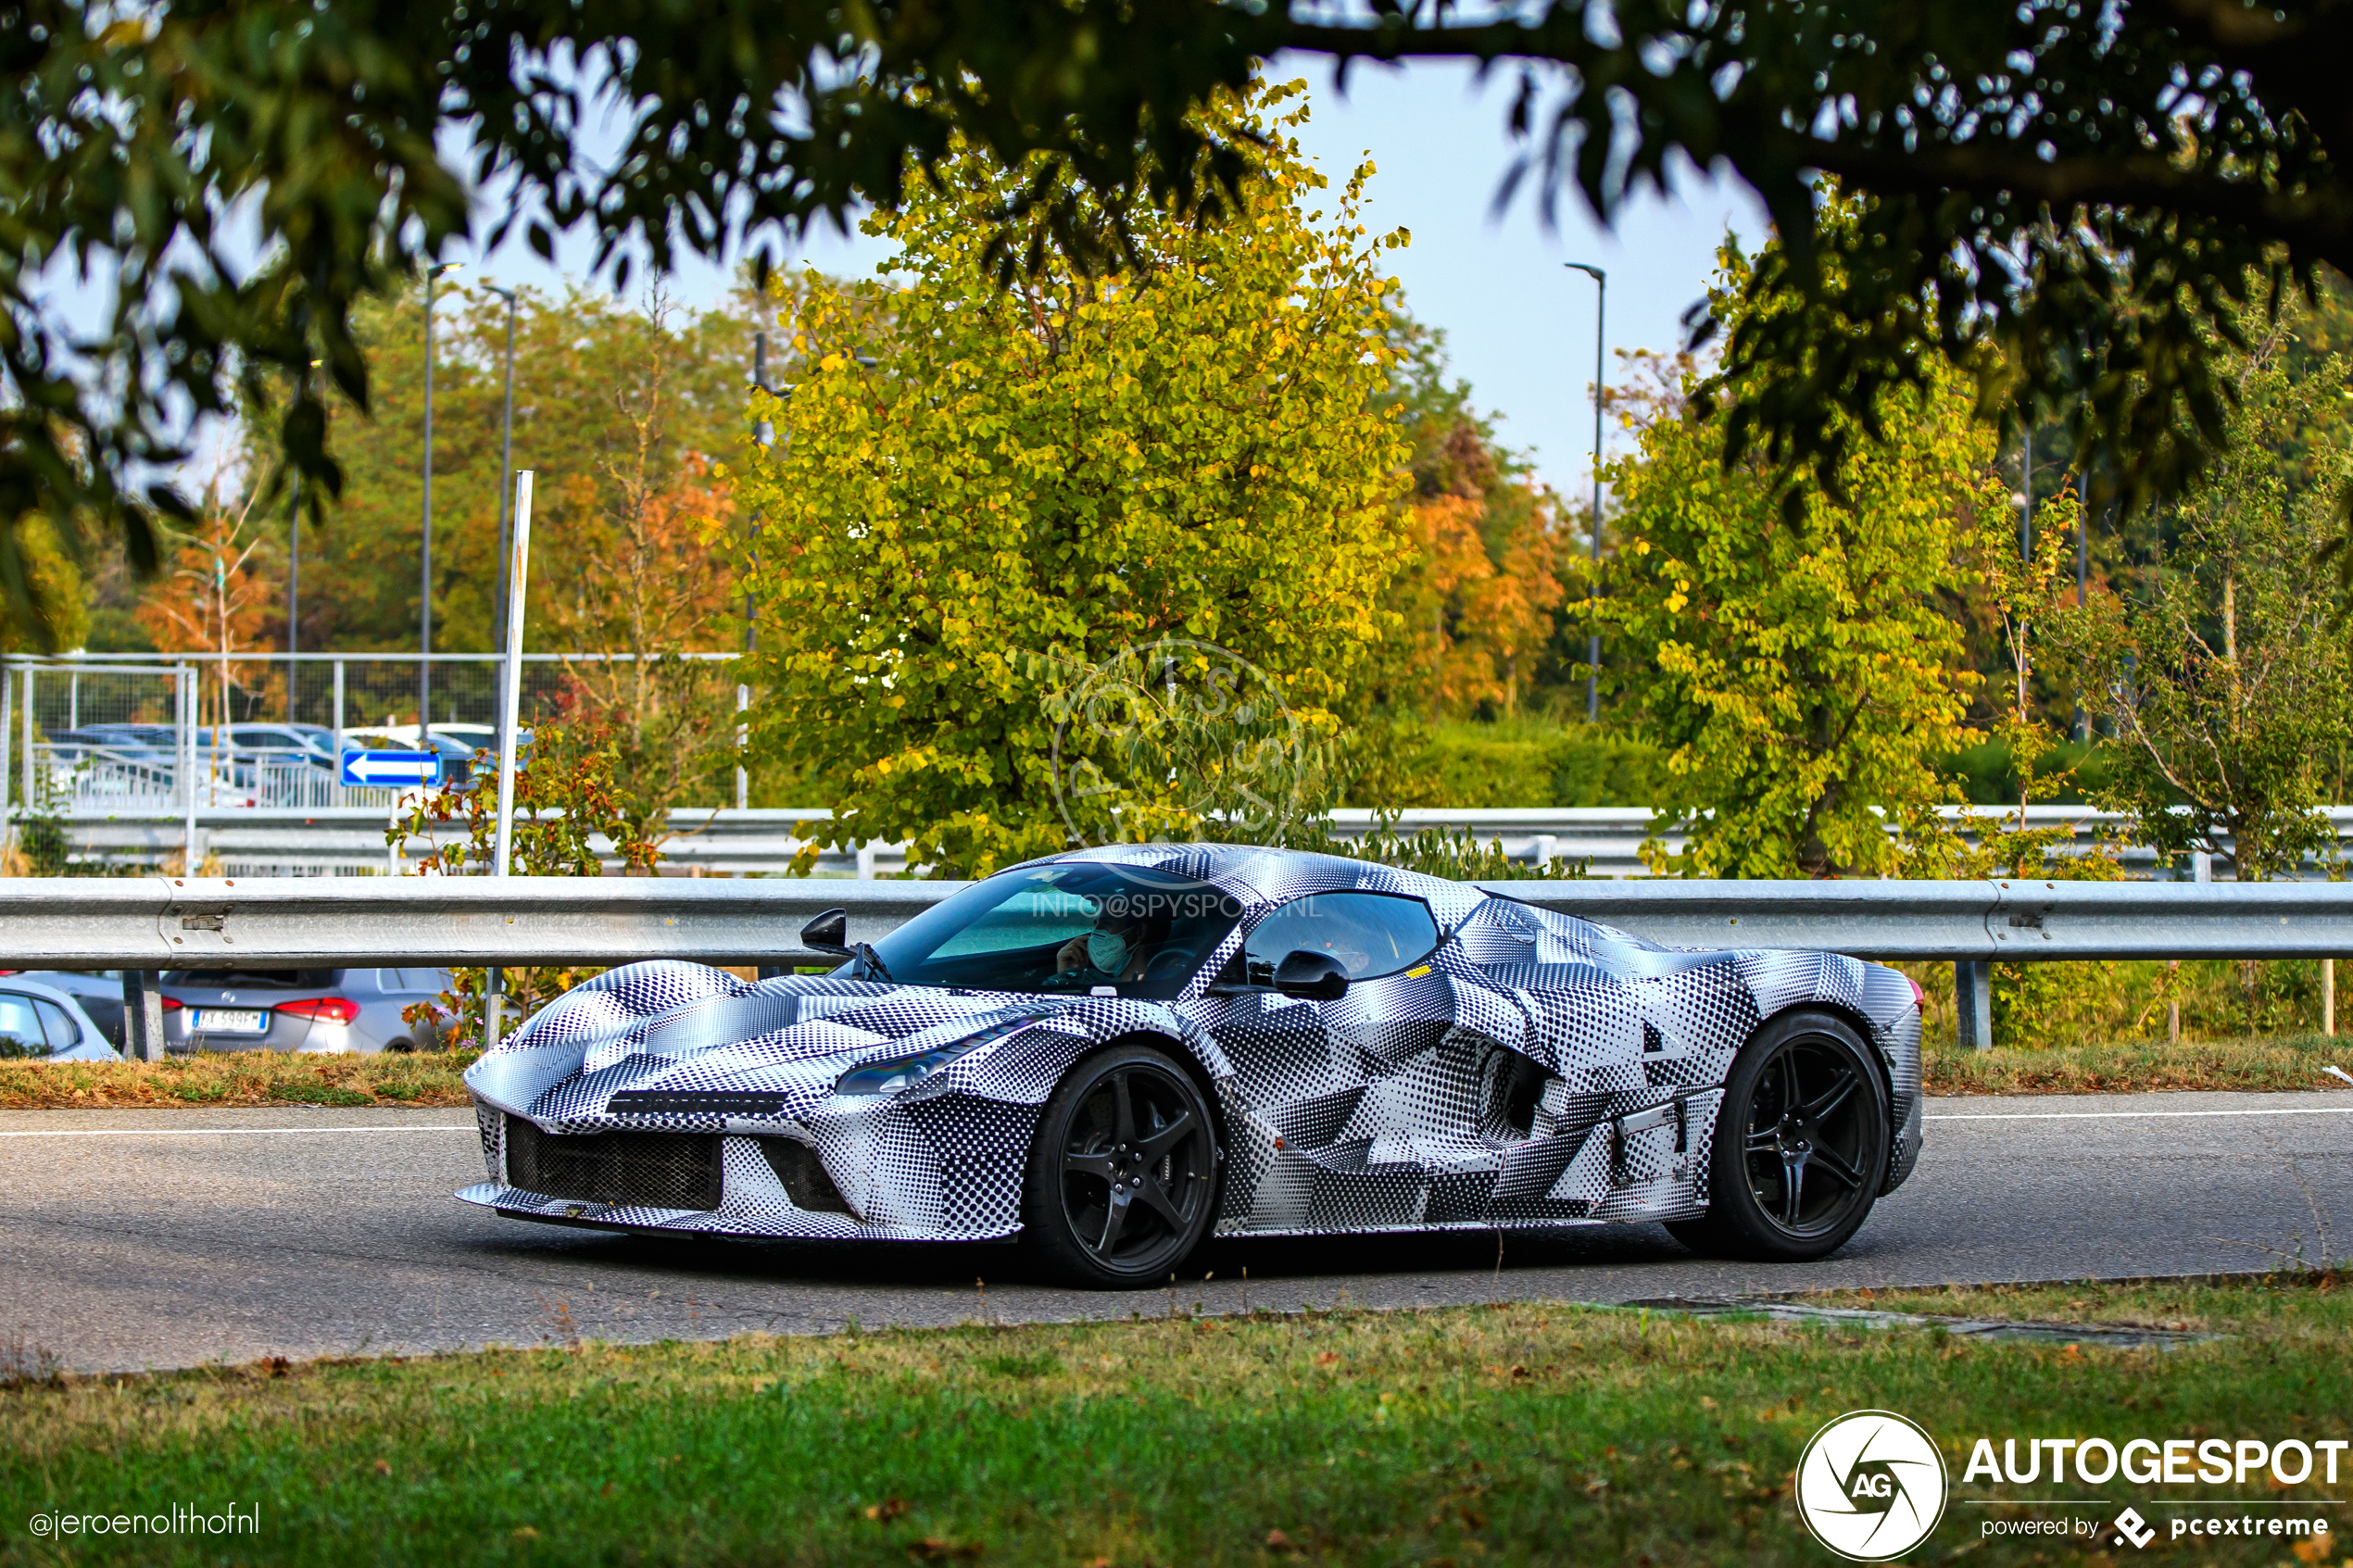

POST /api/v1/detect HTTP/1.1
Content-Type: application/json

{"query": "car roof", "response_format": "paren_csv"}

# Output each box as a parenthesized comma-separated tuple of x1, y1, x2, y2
(0, 976, 97, 1018)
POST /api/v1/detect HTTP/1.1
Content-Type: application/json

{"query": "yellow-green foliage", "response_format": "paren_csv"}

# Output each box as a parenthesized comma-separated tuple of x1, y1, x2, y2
(733, 81, 1412, 876)
(1906, 955, 2344, 1056)
(1605, 205, 2007, 878)
(0, 513, 90, 653)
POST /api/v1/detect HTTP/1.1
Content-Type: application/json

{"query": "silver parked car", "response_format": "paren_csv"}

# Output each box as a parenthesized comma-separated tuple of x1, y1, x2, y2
(160, 968, 452, 1055)
(0, 978, 120, 1062)
(6, 970, 129, 1046)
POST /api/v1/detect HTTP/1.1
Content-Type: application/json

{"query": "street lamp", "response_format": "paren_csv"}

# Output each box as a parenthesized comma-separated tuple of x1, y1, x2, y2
(1565, 262, 1606, 723)
(484, 283, 521, 757)
(420, 261, 461, 745)
(289, 358, 321, 722)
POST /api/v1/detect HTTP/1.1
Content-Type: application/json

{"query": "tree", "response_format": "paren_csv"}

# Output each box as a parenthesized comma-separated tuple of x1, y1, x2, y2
(2052, 313, 2353, 880)
(17, 0, 2353, 657)
(733, 81, 1411, 877)
(1370, 308, 1568, 724)
(1604, 219, 2007, 878)
(238, 280, 756, 659)
(132, 479, 284, 730)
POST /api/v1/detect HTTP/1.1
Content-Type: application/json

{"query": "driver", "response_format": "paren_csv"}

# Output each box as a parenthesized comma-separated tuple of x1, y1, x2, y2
(1053, 898, 1163, 985)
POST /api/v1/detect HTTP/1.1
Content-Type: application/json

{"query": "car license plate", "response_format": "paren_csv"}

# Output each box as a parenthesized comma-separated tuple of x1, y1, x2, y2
(192, 1009, 267, 1034)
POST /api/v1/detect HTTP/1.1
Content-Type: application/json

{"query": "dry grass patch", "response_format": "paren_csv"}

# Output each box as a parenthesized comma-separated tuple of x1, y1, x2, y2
(0, 1049, 477, 1110)
(1924, 1030, 2351, 1095)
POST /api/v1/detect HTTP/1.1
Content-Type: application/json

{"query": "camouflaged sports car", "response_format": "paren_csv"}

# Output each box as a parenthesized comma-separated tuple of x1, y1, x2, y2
(459, 845, 1924, 1286)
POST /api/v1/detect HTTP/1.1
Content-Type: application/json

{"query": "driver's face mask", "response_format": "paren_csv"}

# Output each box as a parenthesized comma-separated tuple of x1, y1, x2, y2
(1086, 931, 1131, 973)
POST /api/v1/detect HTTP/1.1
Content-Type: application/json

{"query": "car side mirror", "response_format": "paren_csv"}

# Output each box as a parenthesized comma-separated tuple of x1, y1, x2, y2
(800, 908, 851, 956)
(1273, 949, 1349, 1001)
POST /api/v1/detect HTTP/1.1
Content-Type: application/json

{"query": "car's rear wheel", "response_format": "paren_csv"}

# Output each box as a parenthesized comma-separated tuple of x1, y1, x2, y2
(1667, 1009, 1890, 1262)
(1022, 1043, 1220, 1288)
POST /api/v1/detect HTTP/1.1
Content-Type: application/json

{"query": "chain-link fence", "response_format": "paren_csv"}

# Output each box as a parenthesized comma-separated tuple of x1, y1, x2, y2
(2, 652, 749, 872)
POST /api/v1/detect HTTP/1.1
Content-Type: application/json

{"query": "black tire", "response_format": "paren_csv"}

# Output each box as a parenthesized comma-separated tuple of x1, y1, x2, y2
(1022, 1043, 1220, 1288)
(1667, 1009, 1891, 1262)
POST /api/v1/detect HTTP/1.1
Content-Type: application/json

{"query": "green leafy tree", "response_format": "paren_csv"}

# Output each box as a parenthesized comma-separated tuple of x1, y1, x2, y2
(734, 82, 1411, 877)
(2052, 314, 2353, 880)
(17, 0, 2353, 656)
(240, 280, 757, 658)
(1604, 217, 2007, 878)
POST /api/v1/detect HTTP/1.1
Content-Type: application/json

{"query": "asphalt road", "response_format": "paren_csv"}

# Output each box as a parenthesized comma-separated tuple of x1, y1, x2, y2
(6, 1089, 2351, 1374)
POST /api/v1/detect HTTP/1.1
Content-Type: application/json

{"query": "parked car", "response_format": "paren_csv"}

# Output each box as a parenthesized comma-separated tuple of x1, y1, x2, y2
(74, 723, 179, 752)
(42, 726, 179, 797)
(160, 968, 452, 1055)
(459, 845, 1925, 1286)
(208, 723, 339, 768)
(0, 978, 120, 1062)
(5, 971, 127, 1047)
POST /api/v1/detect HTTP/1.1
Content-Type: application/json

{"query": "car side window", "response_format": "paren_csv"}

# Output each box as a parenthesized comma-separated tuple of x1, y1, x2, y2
(33, 998, 80, 1050)
(1239, 893, 1441, 984)
(0, 993, 46, 1059)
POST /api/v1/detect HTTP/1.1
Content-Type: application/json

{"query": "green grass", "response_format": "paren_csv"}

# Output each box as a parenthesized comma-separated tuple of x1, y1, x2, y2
(5, 1274, 2349, 1565)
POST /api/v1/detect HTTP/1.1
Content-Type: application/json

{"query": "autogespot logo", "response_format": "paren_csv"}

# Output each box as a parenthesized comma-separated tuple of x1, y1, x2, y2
(1795, 1411, 1950, 1561)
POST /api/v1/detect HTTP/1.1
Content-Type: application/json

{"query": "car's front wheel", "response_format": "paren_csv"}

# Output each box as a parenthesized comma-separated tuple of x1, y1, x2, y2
(1667, 1009, 1891, 1262)
(1021, 1043, 1220, 1288)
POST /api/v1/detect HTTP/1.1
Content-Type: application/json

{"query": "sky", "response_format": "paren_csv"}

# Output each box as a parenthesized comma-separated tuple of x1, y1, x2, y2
(450, 59, 1770, 500)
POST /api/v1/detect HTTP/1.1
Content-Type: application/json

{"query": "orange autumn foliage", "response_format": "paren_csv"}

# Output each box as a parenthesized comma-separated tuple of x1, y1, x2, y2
(132, 484, 285, 725)
(1392, 493, 1564, 715)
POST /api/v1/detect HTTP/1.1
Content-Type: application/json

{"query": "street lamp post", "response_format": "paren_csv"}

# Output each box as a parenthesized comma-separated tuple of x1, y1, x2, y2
(484, 283, 521, 757)
(287, 469, 302, 721)
(290, 358, 322, 725)
(1565, 262, 1606, 723)
(419, 262, 460, 744)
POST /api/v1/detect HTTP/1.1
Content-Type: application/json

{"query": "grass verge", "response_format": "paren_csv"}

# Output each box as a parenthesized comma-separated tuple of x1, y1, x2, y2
(0, 1049, 478, 1110)
(1923, 1030, 2353, 1095)
(3, 1273, 2347, 1565)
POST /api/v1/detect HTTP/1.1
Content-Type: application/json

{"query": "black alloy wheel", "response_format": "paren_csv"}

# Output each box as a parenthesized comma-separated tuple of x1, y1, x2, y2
(1022, 1043, 1220, 1287)
(1667, 1009, 1891, 1262)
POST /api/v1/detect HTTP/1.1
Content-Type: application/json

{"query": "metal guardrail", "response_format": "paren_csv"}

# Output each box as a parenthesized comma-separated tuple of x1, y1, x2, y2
(6, 872, 2348, 968)
(41, 804, 2353, 880)
(7, 874, 2344, 1058)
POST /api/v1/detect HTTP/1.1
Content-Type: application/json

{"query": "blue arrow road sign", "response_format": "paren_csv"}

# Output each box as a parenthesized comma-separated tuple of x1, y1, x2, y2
(342, 750, 443, 787)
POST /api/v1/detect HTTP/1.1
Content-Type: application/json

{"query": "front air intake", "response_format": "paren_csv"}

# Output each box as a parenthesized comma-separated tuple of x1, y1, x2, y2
(504, 1117, 724, 1211)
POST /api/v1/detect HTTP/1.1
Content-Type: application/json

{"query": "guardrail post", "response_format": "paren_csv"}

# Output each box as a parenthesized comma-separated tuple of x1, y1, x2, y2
(1955, 960, 1993, 1052)
(123, 969, 165, 1063)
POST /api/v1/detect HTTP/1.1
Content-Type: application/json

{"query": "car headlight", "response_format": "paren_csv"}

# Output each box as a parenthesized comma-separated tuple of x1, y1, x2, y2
(835, 1020, 1029, 1097)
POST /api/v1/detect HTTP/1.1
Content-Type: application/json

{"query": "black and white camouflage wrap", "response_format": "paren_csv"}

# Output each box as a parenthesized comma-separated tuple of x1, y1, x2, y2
(459, 845, 1923, 1242)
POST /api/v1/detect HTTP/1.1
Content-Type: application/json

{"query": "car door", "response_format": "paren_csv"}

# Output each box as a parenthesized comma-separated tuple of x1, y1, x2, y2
(1204, 890, 1491, 1228)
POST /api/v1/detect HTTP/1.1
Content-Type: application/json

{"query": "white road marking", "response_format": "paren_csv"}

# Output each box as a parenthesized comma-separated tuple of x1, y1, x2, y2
(0, 1125, 474, 1138)
(1930, 1107, 2353, 1123)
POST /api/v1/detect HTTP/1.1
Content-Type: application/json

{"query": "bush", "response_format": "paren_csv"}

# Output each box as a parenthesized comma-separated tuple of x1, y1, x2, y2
(1348, 719, 1667, 809)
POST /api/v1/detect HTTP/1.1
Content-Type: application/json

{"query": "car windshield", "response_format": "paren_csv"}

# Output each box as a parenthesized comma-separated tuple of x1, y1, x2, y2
(850, 863, 1243, 998)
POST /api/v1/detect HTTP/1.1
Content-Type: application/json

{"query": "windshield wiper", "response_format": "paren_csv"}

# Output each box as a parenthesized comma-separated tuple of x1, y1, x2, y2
(854, 943, 893, 984)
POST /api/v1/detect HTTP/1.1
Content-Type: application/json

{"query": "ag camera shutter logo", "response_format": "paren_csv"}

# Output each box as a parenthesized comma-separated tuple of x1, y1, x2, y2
(1795, 1410, 1949, 1561)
